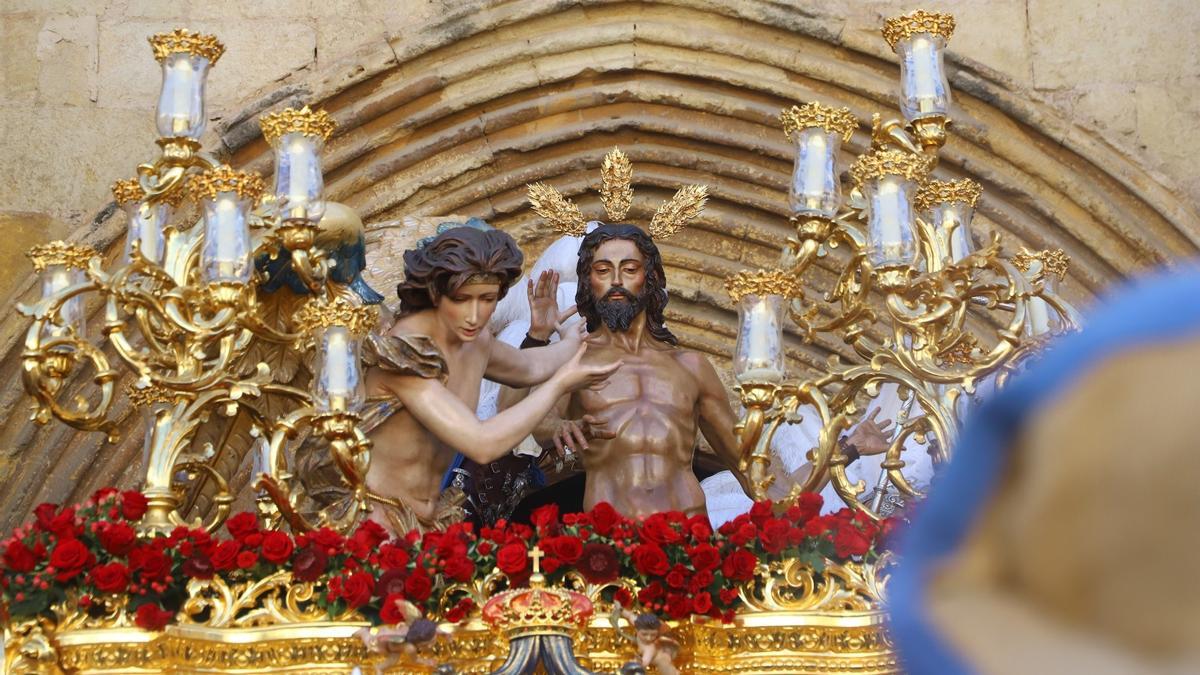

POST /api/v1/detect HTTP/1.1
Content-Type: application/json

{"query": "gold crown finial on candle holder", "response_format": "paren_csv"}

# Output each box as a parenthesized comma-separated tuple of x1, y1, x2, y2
(148, 28, 225, 65)
(27, 241, 99, 273)
(292, 297, 379, 337)
(915, 178, 982, 211)
(849, 149, 934, 186)
(725, 268, 801, 302)
(189, 166, 265, 203)
(881, 10, 956, 51)
(111, 177, 187, 208)
(258, 106, 337, 145)
(780, 103, 859, 143)
(1013, 248, 1070, 281)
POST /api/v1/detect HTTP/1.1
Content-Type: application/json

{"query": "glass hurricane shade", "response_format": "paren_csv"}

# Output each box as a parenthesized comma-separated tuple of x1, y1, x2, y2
(155, 52, 211, 139)
(896, 32, 952, 121)
(122, 200, 169, 265)
(40, 264, 87, 343)
(734, 293, 786, 383)
(313, 326, 366, 413)
(199, 190, 253, 284)
(864, 174, 919, 268)
(272, 131, 326, 225)
(788, 127, 843, 219)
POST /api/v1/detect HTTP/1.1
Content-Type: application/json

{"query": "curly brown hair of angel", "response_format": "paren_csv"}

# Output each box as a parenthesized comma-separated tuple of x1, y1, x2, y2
(395, 226, 524, 316)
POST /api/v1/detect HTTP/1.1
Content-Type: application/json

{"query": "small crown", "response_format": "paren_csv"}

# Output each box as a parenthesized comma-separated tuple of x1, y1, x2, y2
(189, 166, 265, 203)
(293, 296, 379, 337)
(148, 29, 225, 65)
(849, 149, 934, 185)
(915, 178, 982, 211)
(481, 586, 593, 639)
(526, 147, 707, 240)
(881, 10, 956, 51)
(111, 178, 186, 208)
(780, 103, 859, 142)
(1012, 248, 1070, 281)
(725, 268, 801, 302)
(27, 241, 99, 273)
(259, 106, 337, 145)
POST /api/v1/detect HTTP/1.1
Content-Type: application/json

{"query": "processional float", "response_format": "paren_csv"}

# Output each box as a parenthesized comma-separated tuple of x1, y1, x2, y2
(2, 10, 1077, 674)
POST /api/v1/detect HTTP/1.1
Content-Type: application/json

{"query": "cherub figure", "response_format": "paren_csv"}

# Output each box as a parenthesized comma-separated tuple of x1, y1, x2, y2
(611, 603, 680, 675)
(355, 599, 449, 673)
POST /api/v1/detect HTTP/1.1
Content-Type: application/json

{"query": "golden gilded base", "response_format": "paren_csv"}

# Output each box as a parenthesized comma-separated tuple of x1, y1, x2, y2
(5, 613, 894, 674)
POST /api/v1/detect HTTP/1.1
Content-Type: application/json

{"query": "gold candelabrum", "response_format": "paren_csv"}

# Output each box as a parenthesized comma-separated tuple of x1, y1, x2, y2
(18, 29, 375, 535)
(729, 10, 1081, 519)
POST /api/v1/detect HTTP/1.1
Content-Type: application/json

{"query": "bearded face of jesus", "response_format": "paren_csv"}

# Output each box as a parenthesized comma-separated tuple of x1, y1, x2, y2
(575, 223, 677, 345)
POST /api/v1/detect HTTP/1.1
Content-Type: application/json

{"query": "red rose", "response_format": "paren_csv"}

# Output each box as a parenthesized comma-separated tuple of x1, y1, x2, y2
(749, 500, 773, 525)
(236, 550, 259, 569)
(613, 587, 633, 607)
(120, 492, 148, 521)
(89, 562, 129, 593)
(730, 522, 757, 547)
(833, 526, 872, 558)
(543, 536, 583, 564)
(404, 569, 432, 602)
(495, 543, 527, 576)
(130, 547, 171, 582)
(718, 587, 739, 606)
(379, 544, 410, 572)
(2, 539, 39, 573)
(666, 593, 692, 619)
(670, 563, 693, 589)
(476, 541, 493, 557)
(134, 603, 175, 631)
(50, 538, 91, 581)
(33, 503, 58, 531)
(640, 514, 682, 545)
(181, 555, 214, 580)
(631, 544, 669, 577)
(352, 520, 388, 550)
(260, 532, 294, 565)
(292, 544, 328, 582)
(721, 550, 758, 582)
(589, 502, 620, 536)
(210, 541, 241, 571)
(99, 522, 137, 556)
(379, 593, 408, 624)
(92, 487, 118, 503)
(761, 519, 793, 555)
(692, 591, 713, 614)
(688, 569, 714, 594)
(376, 569, 406, 598)
(311, 527, 345, 551)
(37, 506, 78, 538)
(688, 543, 720, 572)
(445, 597, 475, 624)
(578, 543, 618, 584)
(637, 581, 665, 604)
(339, 571, 375, 608)
(530, 504, 559, 530)
(441, 555, 474, 583)
(225, 512, 259, 539)
(687, 515, 713, 541)
(789, 492, 823, 524)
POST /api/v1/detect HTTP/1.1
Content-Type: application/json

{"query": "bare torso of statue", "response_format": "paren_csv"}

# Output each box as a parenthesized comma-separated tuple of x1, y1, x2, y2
(569, 335, 710, 516)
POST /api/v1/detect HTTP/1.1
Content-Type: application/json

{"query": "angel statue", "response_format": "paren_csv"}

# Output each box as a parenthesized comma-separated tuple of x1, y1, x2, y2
(610, 603, 680, 675)
(355, 598, 452, 673)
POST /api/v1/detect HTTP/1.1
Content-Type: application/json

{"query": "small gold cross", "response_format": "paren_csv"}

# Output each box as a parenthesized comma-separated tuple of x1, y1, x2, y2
(528, 545, 545, 575)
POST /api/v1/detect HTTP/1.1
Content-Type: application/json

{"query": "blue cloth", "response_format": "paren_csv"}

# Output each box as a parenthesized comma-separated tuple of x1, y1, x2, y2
(888, 267, 1200, 674)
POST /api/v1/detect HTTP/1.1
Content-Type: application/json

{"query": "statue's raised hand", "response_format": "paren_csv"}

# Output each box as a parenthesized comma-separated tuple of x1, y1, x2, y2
(845, 407, 895, 456)
(551, 343, 621, 395)
(527, 270, 577, 341)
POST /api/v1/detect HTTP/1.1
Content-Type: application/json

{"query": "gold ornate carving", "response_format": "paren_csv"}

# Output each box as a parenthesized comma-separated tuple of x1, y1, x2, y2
(938, 335, 980, 366)
(126, 383, 178, 408)
(527, 182, 588, 236)
(600, 147, 634, 222)
(881, 10, 956, 50)
(915, 178, 982, 211)
(112, 177, 187, 208)
(780, 103, 858, 142)
(148, 28, 226, 65)
(27, 241, 99, 272)
(258, 106, 337, 145)
(849, 149, 934, 185)
(725, 268, 801, 302)
(292, 296, 379, 337)
(1012, 248, 1070, 280)
(181, 572, 359, 628)
(189, 165, 265, 202)
(738, 555, 891, 613)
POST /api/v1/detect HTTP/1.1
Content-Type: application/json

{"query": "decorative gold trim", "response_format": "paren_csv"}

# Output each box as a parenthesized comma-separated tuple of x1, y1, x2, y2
(938, 334, 980, 365)
(462, 272, 505, 286)
(600, 147, 634, 222)
(780, 103, 858, 142)
(126, 383, 178, 409)
(112, 177, 186, 207)
(849, 149, 934, 185)
(148, 29, 225, 65)
(292, 296, 379, 337)
(27, 241, 99, 272)
(527, 182, 587, 236)
(725, 268, 800, 302)
(190, 165, 265, 203)
(881, 10, 956, 51)
(650, 184, 708, 240)
(259, 106, 337, 145)
(1012, 248, 1070, 280)
(915, 178, 982, 211)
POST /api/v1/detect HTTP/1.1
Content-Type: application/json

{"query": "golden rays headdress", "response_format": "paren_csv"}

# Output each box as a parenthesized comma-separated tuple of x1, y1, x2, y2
(526, 148, 707, 239)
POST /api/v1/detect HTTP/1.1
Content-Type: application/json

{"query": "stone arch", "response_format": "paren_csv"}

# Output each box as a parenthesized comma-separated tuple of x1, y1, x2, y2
(1, 0, 1196, 529)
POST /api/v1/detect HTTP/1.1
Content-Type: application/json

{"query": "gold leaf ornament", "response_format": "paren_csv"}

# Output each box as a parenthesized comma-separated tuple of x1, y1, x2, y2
(650, 184, 708, 240)
(526, 182, 587, 236)
(600, 147, 634, 222)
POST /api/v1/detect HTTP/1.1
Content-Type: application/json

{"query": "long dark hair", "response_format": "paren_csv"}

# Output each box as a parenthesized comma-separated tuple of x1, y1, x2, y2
(396, 226, 523, 316)
(575, 223, 677, 345)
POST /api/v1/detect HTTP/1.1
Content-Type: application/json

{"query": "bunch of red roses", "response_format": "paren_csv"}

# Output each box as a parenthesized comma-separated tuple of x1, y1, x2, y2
(1, 488, 894, 632)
